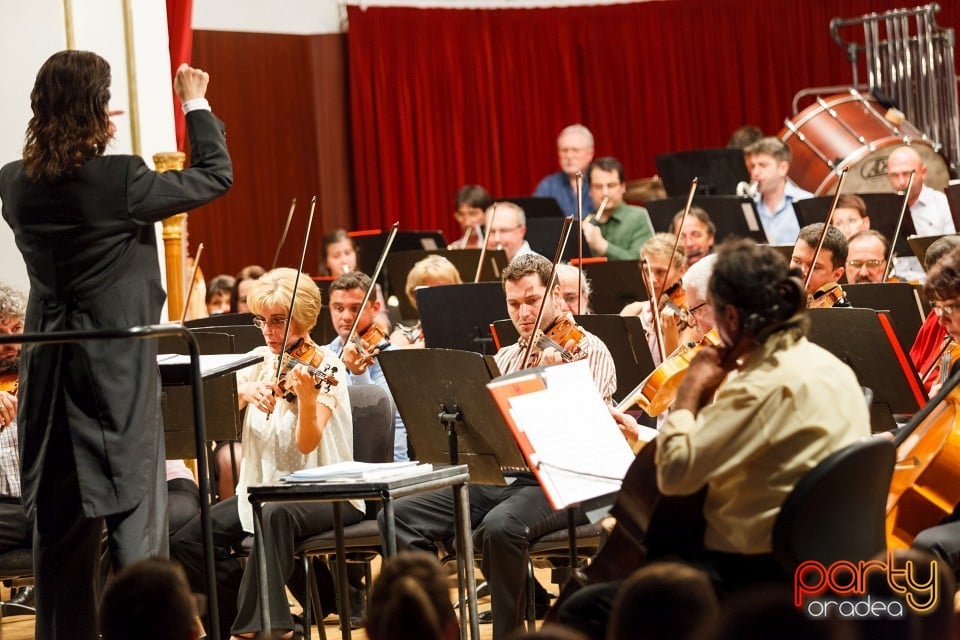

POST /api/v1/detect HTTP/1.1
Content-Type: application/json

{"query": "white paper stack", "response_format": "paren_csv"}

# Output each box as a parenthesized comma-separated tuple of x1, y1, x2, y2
(282, 461, 434, 483)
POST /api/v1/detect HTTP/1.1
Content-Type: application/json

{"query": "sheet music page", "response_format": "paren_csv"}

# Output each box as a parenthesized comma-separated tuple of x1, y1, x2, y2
(502, 360, 635, 508)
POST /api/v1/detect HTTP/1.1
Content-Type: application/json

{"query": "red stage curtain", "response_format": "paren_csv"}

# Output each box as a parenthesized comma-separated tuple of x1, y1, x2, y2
(347, 0, 958, 241)
(166, 0, 194, 151)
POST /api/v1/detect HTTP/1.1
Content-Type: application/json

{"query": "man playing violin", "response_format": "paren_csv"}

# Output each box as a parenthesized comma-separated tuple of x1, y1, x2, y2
(790, 223, 850, 306)
(327, 271, 409, 462)
(171, 268, 359, 639)
(384, 253, 616, 640)
(558, 240, 870, 639)
(845, 230, 889, 284)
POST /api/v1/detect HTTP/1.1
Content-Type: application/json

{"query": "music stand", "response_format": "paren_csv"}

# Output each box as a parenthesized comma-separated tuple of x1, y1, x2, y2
(644, 196, 767, 243)
(350, 230, 447, 277)
(503, 196, 565, 218)
(654, 148, 750, 197)
(946, 182, 960, 231)
(842, 282, 926, 352)
(524, 218, 593, 262)
(578, 261, 648, 315)
(185, 312, 254, 329)
(806, 308, 927, 432)
(907, 234, 951, 269)
(378, 349, 528, 484)
(385, 249, 508, 320)
(794, 194, 912, 255)
(417, 282, 508, 354)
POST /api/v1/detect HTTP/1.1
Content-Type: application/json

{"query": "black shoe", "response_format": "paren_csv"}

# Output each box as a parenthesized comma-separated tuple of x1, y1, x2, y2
(477, 610, 493, 624)
(9, 586, 34, 608)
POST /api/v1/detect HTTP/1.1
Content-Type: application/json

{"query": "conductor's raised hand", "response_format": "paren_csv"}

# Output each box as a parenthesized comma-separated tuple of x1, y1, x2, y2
(174, 63, 209, 103)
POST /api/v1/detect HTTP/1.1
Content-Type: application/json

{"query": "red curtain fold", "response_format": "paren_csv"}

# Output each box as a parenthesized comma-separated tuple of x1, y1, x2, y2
(166, 0, 194, 151)
(347, 0, 958, 241)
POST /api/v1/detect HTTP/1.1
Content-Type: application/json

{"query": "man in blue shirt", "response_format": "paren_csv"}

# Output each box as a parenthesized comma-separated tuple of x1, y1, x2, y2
(745, 137, 812, 245)
(533, 124, 595, 218)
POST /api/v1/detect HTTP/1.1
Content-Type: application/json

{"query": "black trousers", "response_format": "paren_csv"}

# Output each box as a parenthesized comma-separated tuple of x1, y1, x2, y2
(383, 475, 555, 640)
(0, 498, 31, 553)
(170, 495, 362, 638)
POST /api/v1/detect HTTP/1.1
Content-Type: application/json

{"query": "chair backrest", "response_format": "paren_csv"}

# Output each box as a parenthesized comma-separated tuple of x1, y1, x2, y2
(772, 437, 895, 575)
(348, 384, 395, 464)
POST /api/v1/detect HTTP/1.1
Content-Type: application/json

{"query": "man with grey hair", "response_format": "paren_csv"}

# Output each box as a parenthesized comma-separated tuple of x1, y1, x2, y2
(486, 201, 537, 262)
(680, 253, 717, 338)
(745, 137, 812, 245)
(534, 124, 596, 218)
(556, 263, 592, 315)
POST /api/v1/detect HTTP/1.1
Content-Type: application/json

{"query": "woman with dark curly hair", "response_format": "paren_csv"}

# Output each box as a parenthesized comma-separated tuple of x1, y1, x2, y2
(0, 50, 232, 640)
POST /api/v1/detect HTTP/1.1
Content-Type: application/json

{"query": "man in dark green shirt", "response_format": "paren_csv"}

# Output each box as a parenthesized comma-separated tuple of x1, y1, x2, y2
(582, 157, 655, 261)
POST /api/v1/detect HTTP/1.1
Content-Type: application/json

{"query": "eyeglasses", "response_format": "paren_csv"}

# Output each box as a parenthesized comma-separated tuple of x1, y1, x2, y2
(689, 302, 708, 314)
(488, 226, 520, 235)
(252, 316, 288, 330)
(847, 259, 885, 269)
(933, 302, 960, 317)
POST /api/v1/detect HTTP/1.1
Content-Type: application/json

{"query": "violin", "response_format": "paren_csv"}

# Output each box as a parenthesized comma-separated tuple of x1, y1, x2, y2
(0, 370, 17, 395)
(618, 329, 723, 415)
(277, 339, 339, 402)
(659, 281, 692, 330)
(346, 322, 389, 373)
(533, 316, 586, 364)
(807, 282, 846, 309)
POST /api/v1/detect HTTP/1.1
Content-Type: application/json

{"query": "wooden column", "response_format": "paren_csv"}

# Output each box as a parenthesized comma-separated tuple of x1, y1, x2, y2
(155, 151, 187, 322)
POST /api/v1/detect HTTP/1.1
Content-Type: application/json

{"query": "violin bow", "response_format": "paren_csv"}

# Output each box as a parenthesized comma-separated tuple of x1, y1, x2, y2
(339, 222, 399, 359)
(270, 198, 297, 271)
(576, 171, 584, 312)
(657, 178, 697, 305)
(178, 242, 204, 325)
(474, 203, 497, 283)
(882, 170, 917, 282)
(640, 257, 668, 364)
(520, 216, 576, 368)
(268, 195, 318, 416)
(803, 169, 848, 293)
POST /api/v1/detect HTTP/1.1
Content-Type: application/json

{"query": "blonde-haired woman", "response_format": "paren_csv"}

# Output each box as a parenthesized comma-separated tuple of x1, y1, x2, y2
(390, 255, 462, 347)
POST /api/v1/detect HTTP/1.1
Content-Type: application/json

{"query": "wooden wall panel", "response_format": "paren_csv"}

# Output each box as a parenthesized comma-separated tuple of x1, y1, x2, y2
(186, 30, 352, 281)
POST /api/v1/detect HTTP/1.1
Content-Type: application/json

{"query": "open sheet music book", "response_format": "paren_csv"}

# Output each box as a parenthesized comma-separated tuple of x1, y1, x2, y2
(486, 360, 636, 509)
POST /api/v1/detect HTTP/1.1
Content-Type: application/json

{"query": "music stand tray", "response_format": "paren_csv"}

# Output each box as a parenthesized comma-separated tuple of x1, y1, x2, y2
(842, 282, 926, 352)
(525, 218, 594, 262)
(417, 282, 508, 354)
(644, 196, 767, 243)
(579, 261, 648, 315)
(351, 230, 447, 277)
(503, 196, 565, 218)
(654, 148, 750, 197)
(378, 349, 528, 485)
(806, 308, 927, 432)
(794, 194, 912, 255)
(907, 234, 951, 268)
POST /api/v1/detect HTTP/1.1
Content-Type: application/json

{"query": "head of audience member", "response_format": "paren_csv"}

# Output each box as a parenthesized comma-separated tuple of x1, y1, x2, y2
(608, 561, 719, 640)
(672, 206, 716, 266)
(329, 271, 380, 341)
(727, 125, 764, 150)
(855, 548, 954, 640)
(791, 223, 848, 296)
(555, 124, 595, 180)
(745, 137, 792, 198)
(924, 235, 960, 271)
(205, 274, 235, 315)
(24, 50, 113, 182)
(712, 585, 853, 640)
(886, 146, 927, 206)
(845, 230, 889, 284)
(486, 201, 528, 262)
(405, 255, 462, 310)
(0, 283, 26, 373)
(588, 157, 626, 213)
(510, 626, 589, 640)
(681, 253, 717, 337)
(502, 254, 564, 342)
(710, 240, 807, 351)
(247, 268, 320, 353)
(924, 247, 960, 343)
(99, 558, 201, 640)
(321, 228, 359, 278)
(831, 194, 870, 239)
(556, 263, 592, 315)
(454, 185, 493, 238)
(640, 233, 686, 297)
(230, 264, 265, 314)
(366, 552, 458, 640)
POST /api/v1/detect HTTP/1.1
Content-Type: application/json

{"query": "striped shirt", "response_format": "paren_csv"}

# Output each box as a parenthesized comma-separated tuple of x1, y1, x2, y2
(0, 415, 20, 499)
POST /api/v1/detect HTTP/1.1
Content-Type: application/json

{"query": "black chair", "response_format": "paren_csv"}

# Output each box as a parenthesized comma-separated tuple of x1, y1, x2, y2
(294, 384, 395, 640)
(772, 437, 895, 575)
(0, 547, 34, 618)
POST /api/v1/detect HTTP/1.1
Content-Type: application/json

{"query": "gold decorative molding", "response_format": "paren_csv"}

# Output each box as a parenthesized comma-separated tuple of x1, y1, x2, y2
(156, 152, 187, 321)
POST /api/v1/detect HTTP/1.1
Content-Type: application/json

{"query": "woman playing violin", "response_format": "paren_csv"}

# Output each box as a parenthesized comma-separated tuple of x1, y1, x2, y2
(171, 268, 361, 639)
(562, 240, 870, 639)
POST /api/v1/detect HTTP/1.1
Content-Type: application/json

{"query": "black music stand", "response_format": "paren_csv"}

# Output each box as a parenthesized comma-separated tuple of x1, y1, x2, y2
(310, 276, 338, 346)
(794, 194, 911, 255)
(525, 218, 593, 262)
(185, 311, 255, 329)
(907, 234, 951, 269)
(579, 261, 648, 315)
(806, 308, 927, 432)
(504, 196, 565, 218)
(842, 282, 926, 352)
(490, 315, 655, 405)
(946, 183, 960, 231)
(351, 230, 447, 277)
(417, 282, 507, 354)
(385, 249, 508, 320)
(654, 148, 750, 197)
(645, 196, 768, 243)
(378, 349, 527, 484)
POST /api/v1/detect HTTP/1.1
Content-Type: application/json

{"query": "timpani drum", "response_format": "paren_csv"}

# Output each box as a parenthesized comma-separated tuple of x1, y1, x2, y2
(779, 89, 950, 195)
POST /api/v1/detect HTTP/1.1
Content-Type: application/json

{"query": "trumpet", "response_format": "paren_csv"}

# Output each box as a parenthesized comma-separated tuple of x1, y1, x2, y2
(736, 180, 759, 197)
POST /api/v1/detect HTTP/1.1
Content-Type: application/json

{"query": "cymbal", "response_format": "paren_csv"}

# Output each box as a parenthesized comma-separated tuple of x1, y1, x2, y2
(625, 176, 666, 204)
